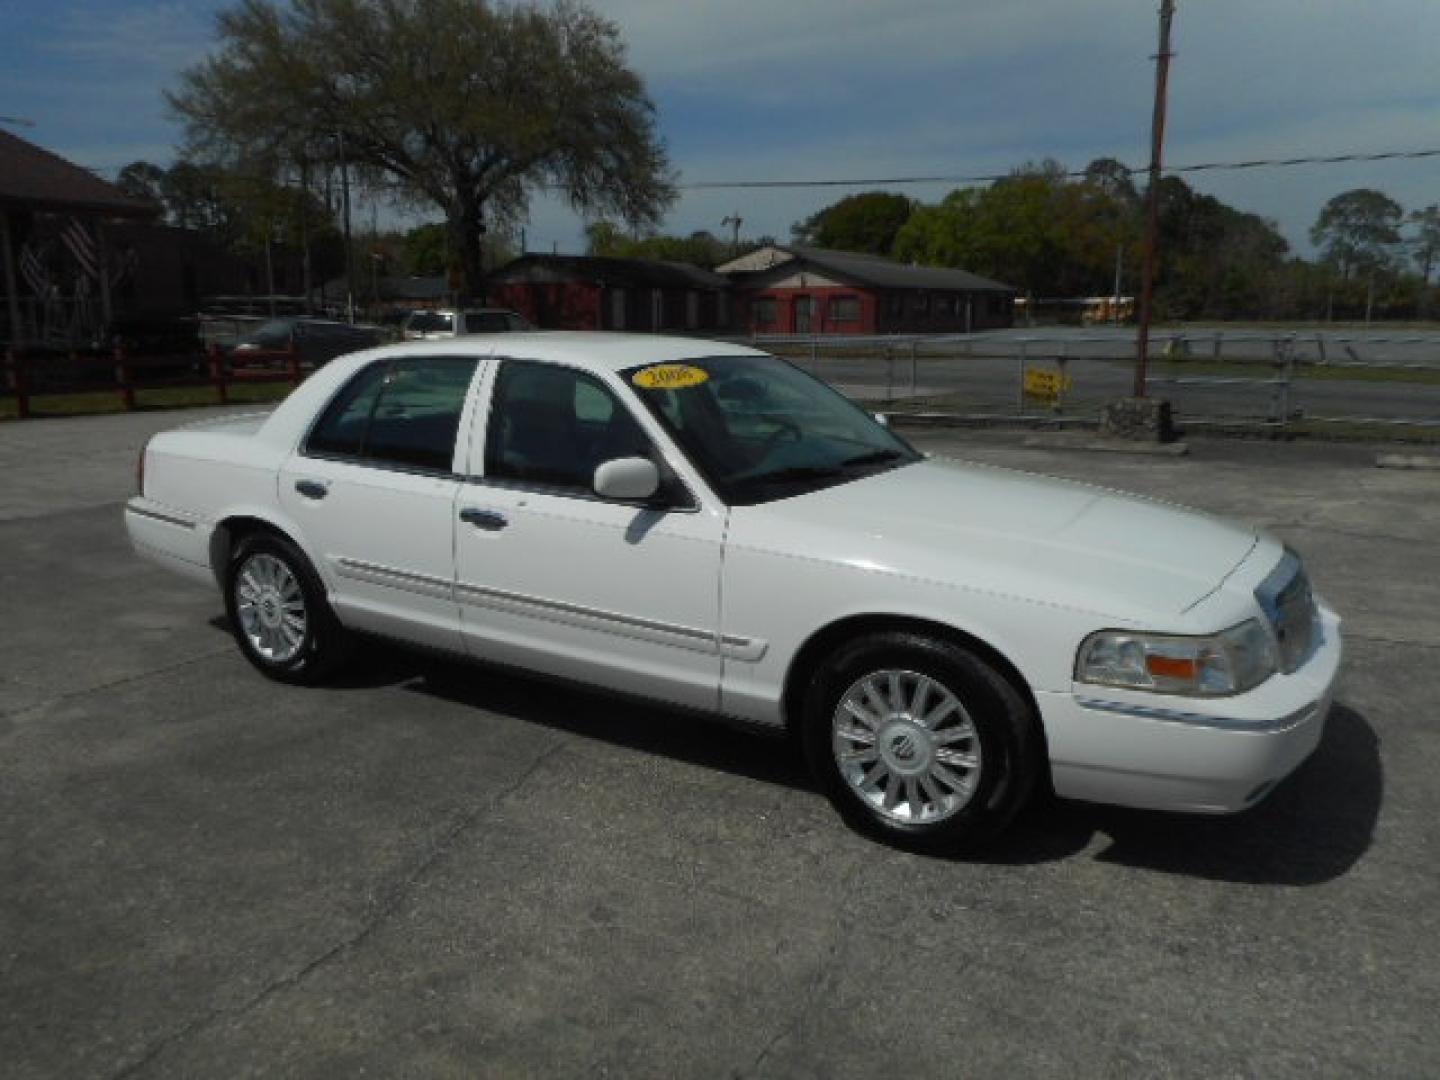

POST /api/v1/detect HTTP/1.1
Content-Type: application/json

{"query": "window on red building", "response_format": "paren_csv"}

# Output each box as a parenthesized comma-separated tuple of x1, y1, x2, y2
(751, 297, 778, 328)
(829, 295, 860, 322)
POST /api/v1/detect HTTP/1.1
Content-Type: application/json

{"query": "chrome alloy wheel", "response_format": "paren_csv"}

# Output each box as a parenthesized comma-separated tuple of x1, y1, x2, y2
(831, 669, 983, 826)
(234, 553, 308, 663)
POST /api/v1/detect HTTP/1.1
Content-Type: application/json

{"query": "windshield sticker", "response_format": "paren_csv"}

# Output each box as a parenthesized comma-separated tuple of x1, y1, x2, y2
(632, 364, 709, 389)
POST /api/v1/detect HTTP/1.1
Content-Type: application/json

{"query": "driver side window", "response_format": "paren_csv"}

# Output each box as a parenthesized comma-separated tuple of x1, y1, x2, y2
(485, 360, 654, 493)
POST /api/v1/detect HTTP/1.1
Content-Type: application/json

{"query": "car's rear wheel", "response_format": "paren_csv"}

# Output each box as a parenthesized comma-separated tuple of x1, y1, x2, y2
(225, 532, 351, 684)
(802, 632, 1041, 853)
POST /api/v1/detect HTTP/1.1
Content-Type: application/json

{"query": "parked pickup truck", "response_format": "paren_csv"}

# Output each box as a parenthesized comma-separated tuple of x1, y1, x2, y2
(126, 333, 1341, 852)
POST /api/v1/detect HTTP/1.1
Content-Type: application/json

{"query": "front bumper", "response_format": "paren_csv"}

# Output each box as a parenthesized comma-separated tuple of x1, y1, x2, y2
(1037, 605, 1342, 814)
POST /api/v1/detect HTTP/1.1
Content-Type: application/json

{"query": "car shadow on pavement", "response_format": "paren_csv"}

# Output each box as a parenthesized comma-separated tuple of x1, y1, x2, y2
(983, 704, 1381, 886)
(215, 615, 1380, 886)
(403, 653, 812, 791)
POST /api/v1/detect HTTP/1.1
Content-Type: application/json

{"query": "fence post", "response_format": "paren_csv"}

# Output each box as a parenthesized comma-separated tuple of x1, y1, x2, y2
(884, 345, 895, 403)
(287, 340, 301, 386)
(1281, 334, 1296, 424)
(1212, 331, 1223, 362)
(1056, 345, 1068, 414)
(6, 348, 30, 419)
(1016, 341, 1028, 414)
(115, 345, 136, 411)
(1315, 332, 1327, 367)
(209, 343, 228, 405)
(909, 340, 918, 397)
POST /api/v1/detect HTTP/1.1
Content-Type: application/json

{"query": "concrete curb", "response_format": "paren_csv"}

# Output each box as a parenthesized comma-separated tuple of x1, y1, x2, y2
(1023, 432, 1190, 456)
(1375, 453, 1440, 470)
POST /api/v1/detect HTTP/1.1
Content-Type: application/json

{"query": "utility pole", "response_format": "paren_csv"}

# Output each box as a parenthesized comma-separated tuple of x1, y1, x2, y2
(336, 132, 355, 323)
(1133, 0, 1176, 397)
(722, 213, 743, 255)
(1113, 241, 1124, 325)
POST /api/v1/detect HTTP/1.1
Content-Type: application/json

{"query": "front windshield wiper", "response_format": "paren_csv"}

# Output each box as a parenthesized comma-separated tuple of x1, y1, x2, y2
(839, 449, 906, 468)
(744, 465, 846, 486)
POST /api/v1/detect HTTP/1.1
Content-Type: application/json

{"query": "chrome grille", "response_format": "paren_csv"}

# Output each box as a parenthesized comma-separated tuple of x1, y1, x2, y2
(1255, 551, 1319, 673)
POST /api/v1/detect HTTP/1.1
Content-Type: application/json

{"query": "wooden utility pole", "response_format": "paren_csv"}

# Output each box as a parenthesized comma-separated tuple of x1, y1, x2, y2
(1133, 0, 1176, 397)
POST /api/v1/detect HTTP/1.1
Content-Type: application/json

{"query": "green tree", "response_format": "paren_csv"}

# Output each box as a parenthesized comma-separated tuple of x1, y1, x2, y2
(791, 191, 916, 255)
(169, 0, 674, 301)
(1410, 205, 1440, 286)
(584, 222, 731, 268)
(115, 161, 169, 211)
(1310, 188, 1403, 280)
(405, 222, 451, 277)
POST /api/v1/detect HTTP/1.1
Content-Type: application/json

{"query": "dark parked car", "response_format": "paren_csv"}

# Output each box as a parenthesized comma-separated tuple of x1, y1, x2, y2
(230, 318, 383, 370)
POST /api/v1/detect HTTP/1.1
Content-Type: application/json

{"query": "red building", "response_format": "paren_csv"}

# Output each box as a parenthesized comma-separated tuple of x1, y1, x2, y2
(488, 255, 733, 332)
(717, 245, 1015, 335)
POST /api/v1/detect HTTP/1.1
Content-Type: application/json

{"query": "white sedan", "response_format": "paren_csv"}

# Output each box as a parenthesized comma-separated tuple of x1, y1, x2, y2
(125, 333, 1341, 851)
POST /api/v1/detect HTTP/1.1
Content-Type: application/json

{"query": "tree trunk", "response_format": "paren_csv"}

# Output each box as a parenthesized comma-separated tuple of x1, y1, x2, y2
(448, 196, 486, 305)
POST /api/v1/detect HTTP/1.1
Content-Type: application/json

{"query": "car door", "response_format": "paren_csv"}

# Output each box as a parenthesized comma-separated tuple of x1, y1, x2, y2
(279, 353, 485, 652)
(453, 357, 726, 712)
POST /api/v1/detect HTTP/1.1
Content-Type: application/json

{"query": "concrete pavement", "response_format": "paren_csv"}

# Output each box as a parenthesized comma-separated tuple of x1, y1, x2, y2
(2, 408, 1438, 1078)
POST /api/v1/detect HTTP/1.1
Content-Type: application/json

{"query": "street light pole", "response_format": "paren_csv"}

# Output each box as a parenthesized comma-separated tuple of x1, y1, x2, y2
(1133, 0, 1176, 398)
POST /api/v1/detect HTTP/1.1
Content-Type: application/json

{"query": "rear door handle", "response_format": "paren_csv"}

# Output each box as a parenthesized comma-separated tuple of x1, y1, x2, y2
(459, 507, 508, 531)
(295, 479, 329, 500)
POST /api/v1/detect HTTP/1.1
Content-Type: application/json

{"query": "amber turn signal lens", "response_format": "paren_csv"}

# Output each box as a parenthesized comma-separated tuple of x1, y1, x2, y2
(1145, 654, 1197, 680)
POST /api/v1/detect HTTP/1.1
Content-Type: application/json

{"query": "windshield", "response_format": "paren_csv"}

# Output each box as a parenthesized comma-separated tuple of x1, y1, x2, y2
(243, 319, 295, 345)
(623, 354, 920, 506)
(406, 311, 454, 333)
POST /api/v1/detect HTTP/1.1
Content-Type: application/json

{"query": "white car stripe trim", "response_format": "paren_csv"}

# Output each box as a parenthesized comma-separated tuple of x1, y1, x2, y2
(334, 557, 765, 659)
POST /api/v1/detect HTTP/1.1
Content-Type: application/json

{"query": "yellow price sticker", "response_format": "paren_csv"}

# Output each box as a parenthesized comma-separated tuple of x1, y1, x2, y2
(632, 364, 710, 390)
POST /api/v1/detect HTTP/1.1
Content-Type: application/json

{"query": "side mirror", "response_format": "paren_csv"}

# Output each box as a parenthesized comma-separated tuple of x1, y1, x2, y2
(593, 456, 660, 502)
(873, 412, 890, 427)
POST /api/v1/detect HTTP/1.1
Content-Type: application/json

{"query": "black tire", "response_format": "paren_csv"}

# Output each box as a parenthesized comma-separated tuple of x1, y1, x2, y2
(224, 531, 352, 685)
(801, 632, 1042, 853)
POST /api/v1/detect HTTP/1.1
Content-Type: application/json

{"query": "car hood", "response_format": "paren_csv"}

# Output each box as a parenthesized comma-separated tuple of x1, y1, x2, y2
(736, 455, 1258, 620)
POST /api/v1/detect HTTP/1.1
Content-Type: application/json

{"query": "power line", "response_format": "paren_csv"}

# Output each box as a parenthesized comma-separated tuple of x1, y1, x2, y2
(675, 146, 1440, 191)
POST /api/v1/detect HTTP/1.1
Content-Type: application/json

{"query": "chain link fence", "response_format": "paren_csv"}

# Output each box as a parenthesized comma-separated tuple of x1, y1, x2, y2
(740, 330, 1440, 433)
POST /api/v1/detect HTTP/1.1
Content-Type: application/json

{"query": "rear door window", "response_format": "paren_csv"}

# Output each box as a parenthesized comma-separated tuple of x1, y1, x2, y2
(307, 356, 479, 472)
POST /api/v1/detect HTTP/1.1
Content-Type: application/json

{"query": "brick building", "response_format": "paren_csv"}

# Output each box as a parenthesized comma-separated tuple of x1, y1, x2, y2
(716, 245, 1015, 335)
(488, 255, 732, 333)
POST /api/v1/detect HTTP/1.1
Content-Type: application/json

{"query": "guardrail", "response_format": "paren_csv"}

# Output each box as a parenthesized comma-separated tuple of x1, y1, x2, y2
(1, 342, 308, 419)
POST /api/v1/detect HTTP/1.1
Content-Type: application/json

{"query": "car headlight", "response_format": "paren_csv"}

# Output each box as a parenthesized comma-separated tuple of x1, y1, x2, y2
(1075, 619, 1277, 697)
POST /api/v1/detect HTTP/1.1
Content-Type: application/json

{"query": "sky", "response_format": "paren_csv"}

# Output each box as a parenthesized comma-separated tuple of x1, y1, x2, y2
(2, 0, 1438, 260)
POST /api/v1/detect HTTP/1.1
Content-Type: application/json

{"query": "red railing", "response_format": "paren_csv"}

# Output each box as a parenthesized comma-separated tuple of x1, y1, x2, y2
(1, 341, 307, 419)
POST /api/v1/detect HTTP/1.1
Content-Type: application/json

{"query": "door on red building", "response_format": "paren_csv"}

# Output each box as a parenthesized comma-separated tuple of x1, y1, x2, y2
(793, 295, 814, 334)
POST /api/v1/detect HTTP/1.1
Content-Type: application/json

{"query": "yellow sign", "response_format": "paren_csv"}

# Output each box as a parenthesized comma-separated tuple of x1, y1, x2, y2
(1023, 367, 1072, 400)
(632, 364, 709, 390)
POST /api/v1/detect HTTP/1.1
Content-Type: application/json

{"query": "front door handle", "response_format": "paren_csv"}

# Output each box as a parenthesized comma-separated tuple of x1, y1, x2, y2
(459, 507, 508, 531)
(295, 479, 329, 500)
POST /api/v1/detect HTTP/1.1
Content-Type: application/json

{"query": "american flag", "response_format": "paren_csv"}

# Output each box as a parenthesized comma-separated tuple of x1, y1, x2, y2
(61, 217, 98, 279)
(18, 244, 49, 296)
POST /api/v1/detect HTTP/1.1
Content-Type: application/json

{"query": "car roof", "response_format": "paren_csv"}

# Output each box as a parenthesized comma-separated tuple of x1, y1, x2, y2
(375, 331, 770, 374)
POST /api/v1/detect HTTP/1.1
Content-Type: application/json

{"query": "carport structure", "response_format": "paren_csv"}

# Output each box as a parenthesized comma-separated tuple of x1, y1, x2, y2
(0, 129, 157, 349)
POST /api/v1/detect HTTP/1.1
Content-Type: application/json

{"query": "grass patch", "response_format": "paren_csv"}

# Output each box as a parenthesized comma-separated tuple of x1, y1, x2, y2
(0, 379, 294, 421)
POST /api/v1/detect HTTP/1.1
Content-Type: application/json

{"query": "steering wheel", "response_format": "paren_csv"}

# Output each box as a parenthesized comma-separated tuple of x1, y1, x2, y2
(757, 416, 802, 458)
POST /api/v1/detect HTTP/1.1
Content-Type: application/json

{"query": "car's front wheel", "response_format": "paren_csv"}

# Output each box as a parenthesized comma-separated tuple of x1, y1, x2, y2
(802, 632, 1042, 853)
(225, 532, 351, 684)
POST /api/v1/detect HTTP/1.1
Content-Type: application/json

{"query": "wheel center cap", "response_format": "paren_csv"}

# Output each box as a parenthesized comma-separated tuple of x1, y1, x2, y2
(878, 719, 933, 776)
(259, 590, 282, 628)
